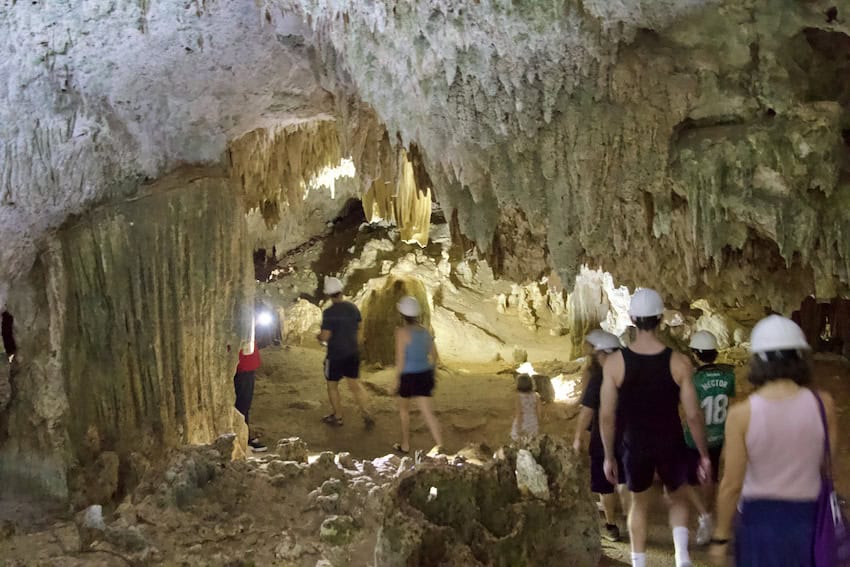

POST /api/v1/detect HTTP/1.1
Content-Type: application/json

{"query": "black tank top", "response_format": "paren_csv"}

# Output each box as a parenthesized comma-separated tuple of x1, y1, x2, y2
(618, 348, 683, 448)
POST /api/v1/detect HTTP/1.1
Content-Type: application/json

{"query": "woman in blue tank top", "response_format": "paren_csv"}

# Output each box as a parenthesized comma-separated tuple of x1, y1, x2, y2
(393, 296, 443, 454)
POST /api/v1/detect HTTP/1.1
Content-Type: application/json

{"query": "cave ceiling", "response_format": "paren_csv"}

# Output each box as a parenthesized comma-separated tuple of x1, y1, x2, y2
(2, 0, 850, 310)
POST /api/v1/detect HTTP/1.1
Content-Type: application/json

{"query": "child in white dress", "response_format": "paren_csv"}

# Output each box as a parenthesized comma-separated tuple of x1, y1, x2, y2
(511, 373, 541, 441)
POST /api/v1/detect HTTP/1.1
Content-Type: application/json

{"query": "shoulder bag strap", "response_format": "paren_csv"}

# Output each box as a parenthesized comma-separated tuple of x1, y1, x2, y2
(812, 389, 833, 483)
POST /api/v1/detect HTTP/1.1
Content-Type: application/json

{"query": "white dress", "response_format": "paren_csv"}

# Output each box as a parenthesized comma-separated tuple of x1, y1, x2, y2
(511, 392, 540, 441)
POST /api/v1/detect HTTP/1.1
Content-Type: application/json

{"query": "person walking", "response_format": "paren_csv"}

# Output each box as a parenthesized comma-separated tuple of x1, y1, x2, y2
(600, 288, 712, 567)
(511, 373, 541, 442)
(573, 329, 629, 542)
(316, 276, 374, 428)
(709, 315, 838, 566)
(683, 330, 735, 545)
(234, 341, 267, 452)
(392, 296, 443, 454)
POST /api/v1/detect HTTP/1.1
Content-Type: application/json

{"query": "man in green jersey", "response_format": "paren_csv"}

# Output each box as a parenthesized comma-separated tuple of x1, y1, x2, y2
(684, 330, 736, 546)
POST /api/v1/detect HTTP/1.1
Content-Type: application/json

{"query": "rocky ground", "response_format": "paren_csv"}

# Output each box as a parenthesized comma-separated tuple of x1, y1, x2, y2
(4, 345, 846, 566)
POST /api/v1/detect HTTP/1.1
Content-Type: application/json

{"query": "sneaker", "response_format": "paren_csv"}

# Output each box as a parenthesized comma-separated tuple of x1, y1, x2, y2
(696, 513, 713, 546)
(321, 414, 343, 427)
(603, 523, 620, 542)
(248, 438, 267, 452)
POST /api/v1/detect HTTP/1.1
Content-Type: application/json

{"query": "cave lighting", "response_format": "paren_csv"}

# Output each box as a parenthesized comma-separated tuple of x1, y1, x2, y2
(305, 157, 356, 199)
(551, 374, 580, 403)
(257, 311, 274, 327)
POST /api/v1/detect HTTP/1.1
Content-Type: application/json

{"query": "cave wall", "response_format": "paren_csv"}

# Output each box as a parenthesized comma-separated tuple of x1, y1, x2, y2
(0, 168, 252, 500)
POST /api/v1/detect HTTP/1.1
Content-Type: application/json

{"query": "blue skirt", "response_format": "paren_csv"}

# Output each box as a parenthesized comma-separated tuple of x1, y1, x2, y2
(736, 499, 817, 567)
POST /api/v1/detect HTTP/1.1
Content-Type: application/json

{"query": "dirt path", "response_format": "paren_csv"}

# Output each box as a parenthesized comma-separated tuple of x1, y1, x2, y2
(252, 345, 850, 567)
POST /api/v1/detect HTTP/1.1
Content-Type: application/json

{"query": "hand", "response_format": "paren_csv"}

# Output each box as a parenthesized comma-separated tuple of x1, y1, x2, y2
(698, 455, 712, 485)
(572, 438, 582, 452)
(708, 541, 729, 565)
(603, 457, 618, 486)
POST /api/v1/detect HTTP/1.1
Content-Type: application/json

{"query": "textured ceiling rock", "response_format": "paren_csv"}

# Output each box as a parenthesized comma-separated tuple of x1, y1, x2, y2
(0, 1, 333, 304)
(289, 0, 850, 309)
(3, 0, 850, 312)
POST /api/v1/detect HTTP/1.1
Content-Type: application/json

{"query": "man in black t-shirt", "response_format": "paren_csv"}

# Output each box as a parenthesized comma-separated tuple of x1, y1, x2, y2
(316, 277, 373, 429)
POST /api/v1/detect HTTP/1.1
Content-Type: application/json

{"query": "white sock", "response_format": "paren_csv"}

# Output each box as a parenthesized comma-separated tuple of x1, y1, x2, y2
(673, 526, 690, 566)
(630, 552, 646, 567)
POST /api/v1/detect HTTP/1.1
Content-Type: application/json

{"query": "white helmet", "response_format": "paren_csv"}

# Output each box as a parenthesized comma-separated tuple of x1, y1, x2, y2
(750, 315, 810, 355)
(323, 277, 344, 295)
(397, 296, 421, 317)
(586, 330, 621, 352)
(689, 330, 718, 351)
(629, 288, 664, 318)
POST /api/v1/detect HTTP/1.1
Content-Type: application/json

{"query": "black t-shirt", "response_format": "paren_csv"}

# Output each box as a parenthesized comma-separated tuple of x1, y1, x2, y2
(580, 367, 606, 457)
(321, 301, 361, 360)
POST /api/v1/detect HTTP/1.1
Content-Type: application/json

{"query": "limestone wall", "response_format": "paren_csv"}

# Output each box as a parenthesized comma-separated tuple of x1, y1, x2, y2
(0, 168, 253, 501)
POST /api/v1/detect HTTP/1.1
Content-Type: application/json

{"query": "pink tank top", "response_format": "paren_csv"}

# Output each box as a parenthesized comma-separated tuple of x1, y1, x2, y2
(742, 389, 824, 501)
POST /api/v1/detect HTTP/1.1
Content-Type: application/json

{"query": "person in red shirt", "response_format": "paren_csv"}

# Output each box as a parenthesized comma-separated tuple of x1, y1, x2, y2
(235, 343, 266, 452)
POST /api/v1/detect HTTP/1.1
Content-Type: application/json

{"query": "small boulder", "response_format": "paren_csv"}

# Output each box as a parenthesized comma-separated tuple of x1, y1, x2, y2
(319, 515, 356, 546)
(276, 437, 309, 463)
(515, 449, 550, 501)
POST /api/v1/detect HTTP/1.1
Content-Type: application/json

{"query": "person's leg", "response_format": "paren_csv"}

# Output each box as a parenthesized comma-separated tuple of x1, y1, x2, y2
(686, 485, 708, 516)
(327, 381, 342, 418)
(346, 378, 372, 418)
(628, 489, 651, 559)
(622, 445, 653, 566)
(601, 492, 619, 525)
(233, 371, 253, 426)
(617, 484, 631, 519)
(398, 397, 411, 451)
(414, 397, 443, 447)
(667, 485, 692, 566)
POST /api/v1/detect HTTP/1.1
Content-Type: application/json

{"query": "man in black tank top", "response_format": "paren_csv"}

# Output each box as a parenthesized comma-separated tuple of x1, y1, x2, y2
(599, 289, 711, 567)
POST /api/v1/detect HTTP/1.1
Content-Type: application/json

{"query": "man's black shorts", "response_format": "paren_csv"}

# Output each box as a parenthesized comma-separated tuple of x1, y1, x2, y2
(324, 355, 360, 382)
(622, 439, 689, 493)
(590, 452, 626, 495)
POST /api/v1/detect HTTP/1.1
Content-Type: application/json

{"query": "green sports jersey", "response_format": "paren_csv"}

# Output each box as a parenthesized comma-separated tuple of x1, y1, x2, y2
(684, 364, 736, 449)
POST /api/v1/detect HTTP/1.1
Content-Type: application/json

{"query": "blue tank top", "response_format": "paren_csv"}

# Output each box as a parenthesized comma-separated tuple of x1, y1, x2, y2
(402, 327, 433, 373)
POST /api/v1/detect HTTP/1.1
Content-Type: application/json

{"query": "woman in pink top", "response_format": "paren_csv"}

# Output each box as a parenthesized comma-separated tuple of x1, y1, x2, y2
(709, 316, 838, 566)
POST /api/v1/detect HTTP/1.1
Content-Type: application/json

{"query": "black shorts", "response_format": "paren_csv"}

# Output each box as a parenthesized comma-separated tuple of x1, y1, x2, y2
(687, 445, 722, 485)
(324, 355, 360, 382)
(590, 452, 626, 495)
(398, 369, 435, 398)
(622, 439, 689, 493)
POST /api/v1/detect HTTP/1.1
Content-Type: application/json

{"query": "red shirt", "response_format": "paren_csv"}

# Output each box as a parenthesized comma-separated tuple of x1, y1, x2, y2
(237, 348, 261, 372)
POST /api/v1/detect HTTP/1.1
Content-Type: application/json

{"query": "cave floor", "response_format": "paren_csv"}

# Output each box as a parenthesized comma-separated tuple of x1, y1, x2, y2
(0, 347, 846, 566)
(252, 345, 850, 567)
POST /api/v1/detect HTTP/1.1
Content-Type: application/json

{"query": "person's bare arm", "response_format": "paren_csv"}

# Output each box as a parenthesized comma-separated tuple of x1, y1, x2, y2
(713, 401, 749, 541)
(317, 329, 331, 343)
(573, 407, 594, 451)
(674, 352, 710, 459)
(600, 352, 623, 460)
(394, 327, 407, 387)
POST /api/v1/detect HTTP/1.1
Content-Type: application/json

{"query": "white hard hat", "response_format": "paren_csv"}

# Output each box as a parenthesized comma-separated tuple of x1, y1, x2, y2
(586, 330, 621, 352)
(397, 296, 421, 317)
(689, 330, 718, 351)
(629, 288, 664, 318)
(750, 315, 810, 354)
(323, 277, 344, 295)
